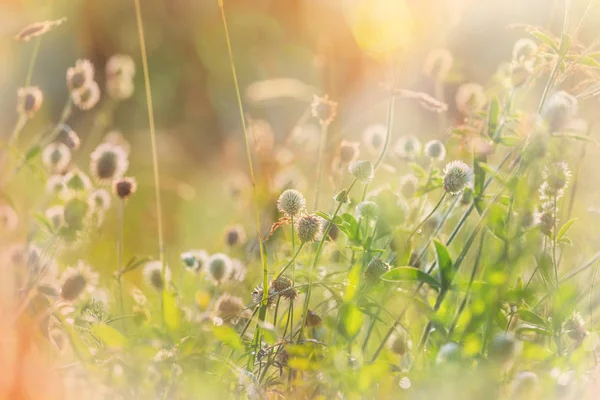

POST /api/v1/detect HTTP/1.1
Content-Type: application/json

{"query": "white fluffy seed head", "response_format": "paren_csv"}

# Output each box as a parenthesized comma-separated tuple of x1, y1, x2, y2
(143, 261, 171, 290)
(296, 214, 322, 244)
(90, 142, 129, 184)
(17, 86, 44, 118)
(355, 201, 379, 220)
(88, 188, 112, 211)
(348, 160, 374, 184)
(42, 142, 71, 173)
(207, 253, 233, 285)
(362, 124, 386, 155)
(543, 161, 571, 195)
(395, 136, 422, 160)
(541, 91, 578, 133)
(443, 160, 473, 195)
(72, 80, 101, 111)
(181, 249, 208, 272)
(277, 189, 306, 217)
(424, 140, 446, 161)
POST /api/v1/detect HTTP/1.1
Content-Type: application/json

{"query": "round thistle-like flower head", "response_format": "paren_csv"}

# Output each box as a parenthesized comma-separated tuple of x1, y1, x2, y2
(510, 371, 540, 400)
(355, 201, 379, 220)
(424, 140, 446, 161)
(42, 142, 71, 173)
(364, 258, 390, 285)
(310, 94, 338, 126)
(443, 160, 472, 195)
(565, 312, 587, 342)
(64, 169, 92, 192)
(456, 83, 486, 115)
(46, 175, 67, 198)
(535, 208, 555, 237)
(45, 205, 65, 230)
(271, 276, 298, 301)
(214, 293, 247, 323)
(225, 225, 246, 247)
(56, 125, 80, 151)
(90, 142, 129, 183)
(17, 86, 44, 118)
(541, 91, 578, 133)
(362, 124, 386, 155)
(436, 342, 461, 364)
(113, 177, 137, 199)
(338, 140, 360, 164)
(277, 189, 306, 217)
(512, 39, 538, 66)
(181, 249, 208, 272)
(63, 197, 90, 230)
(543, 161, 571, 195)
(389, 332, 407, 355)
(66, 59, 95, 92)
(296, 214, 322, 244)
(395, 136, 422, 161)
(143, 261, 171, 291)
(488, 332, 518, 367)
(207, 253, 233, 284)
(305, 310, 322, 327)
(60, 261, 99, 302)
(349, 160, 374, 184)
(72, 80, 100, 111)
(0, 205, 18, 233)
(251, 285, 277, 308)
(88, 189, 112, 212)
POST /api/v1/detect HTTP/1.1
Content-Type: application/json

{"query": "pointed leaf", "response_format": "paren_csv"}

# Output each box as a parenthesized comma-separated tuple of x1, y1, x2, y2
(92, 323, 128, 349)
(381, 267, 441, 290)
(557, 218, 576, 242)
(162, 290, 181, 331)
(434, 240, 453, 289)
(213, 325, 244, 350)
(337, 303, 364, 339)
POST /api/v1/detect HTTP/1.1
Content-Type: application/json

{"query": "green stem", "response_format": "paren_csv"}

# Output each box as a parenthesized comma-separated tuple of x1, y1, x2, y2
(314, 123, 329, 209)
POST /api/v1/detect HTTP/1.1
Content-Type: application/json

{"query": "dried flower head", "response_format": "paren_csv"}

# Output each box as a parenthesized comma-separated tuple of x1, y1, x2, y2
(207, 253, 233, 285)
(349, 160, 374, 184)
(181, 249, 208, 272)
(542, 161, 571, 195)
(395, 136, 422, 161)
(423, 48, 454, 81)
(364, 258, 390, 285)
(296, 214, 322, 244)
(338, 140, 360, 165)
(143, 261, 171, 291)
(15, 18, 66, 41)
(45, 205, 65, 230)
(66, 59, 94, 92)
(456, 83, 486, 115)
(535, 207, 555, 236)
(443, 160, 472, 195)
(64, 169, 92, 192)
(541, 91, 578, 133)
(271, 276, 298, 301)
(72, 80, 100, 110)
(42, 142, 71, 173)
(214, 294, 247, 323)
(0, 205, 18, 233)
(251, 285, 277, 308)
(113, 177, 137, 199)
(89, 142, 129, 183)
(424, 140, 446, 161)
(55, 124, 80, 151)
(355, 201, 379, 220)
(63, 197, 90, 230)
(17, 86, 44, 118)
(60, 261, 99, 302)
(512, 39, 538, 66)
(389, 332, 407, 355)
(311, 94, 338, 126)
(400, 174, 419, 199)
(305, 310, 322, 327)
(88, 189, 112, 212)
(277, 189, 306, 217)
(565, 312, 587, 342)
(225, 225, 246, 247)
(363, 124, 387, 155)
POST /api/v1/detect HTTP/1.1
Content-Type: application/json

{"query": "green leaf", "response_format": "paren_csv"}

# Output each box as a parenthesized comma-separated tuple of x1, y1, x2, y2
(212, 325, 244, 350)
(408, 162, 428, 178)
(381, 267, 441, 290)
(552, 132, 599, 144)
(92, 323, 128, 349)
(34, 213, 55, 233)
(337, 303, 364, 339)
(487, 96, 500, 138)
(162, 290, 181, 331)
(559, 33, 571, 57)
(24, 145, 41, 162)
(576, 56, 600, 68)
(557, 218, 576, 242)
(531, 31, 559, 53)
(477, 162, 508, 187)
(315, 211, 332, 221)
(517, 309, 549, 328)
(537, 251, 555, 288)
(434, 240, 453, 290)
(344, 264, 361, 302)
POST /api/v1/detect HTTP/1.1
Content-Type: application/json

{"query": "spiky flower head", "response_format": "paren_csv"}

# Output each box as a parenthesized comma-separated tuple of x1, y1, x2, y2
(0, 205, 18, 233)
(42, 142, 71, 173)
(423, 48, 454, 81)
(364, 258, 390, 285)
(277, 189, 306, 217)
(424, 140, 446, 161)
(488, 332, 518, 367)
(60, 261, 99, 302)
(72, 80, 100, 111)
(113, 177, 137, 199)
(66, 59, 95, 92)
(64, 169, 92, 192)
(338, 140, 360, 164)
(45, 205, 65, 230)
(541, 91, 578, 133)
(214, 293, 247, 323)
(355, 201, 379, 221)
(455, 83, 486, 115)
(305, 310, 322, 327)
(565, 311, 587, 342)
(443, 160, 472, 195)
(363, 124, 386, 155)
(251, 285, 277, 308)
(181, 249, 208, 272)
(17, 86, 44, 118)
(271, 276, 298, 301)
(143, 261, 171, 291)
(63, 197, 90, 230)
(542, 161, 571, 196)
(88, 189, 112, 212)
(296, 214, 322, 244)
(310, 94, 337, 126)
(56, 124, 80, 151)
(225, 225, 246, 247)
(207, 253, 233, 285)
(395, 136, 422, 161)
(349, 160, 374, 184)
(534, 207, 555, 237)
(90, 142, 129, 183)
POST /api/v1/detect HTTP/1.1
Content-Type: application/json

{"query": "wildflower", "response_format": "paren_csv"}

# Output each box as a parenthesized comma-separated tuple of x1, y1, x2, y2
(0, 205, 18, 233)
(389, 332, 407, 355)
(399, 174, 419, 199)
(349, 160, 374, 184)
(113, 177, 137, 199)
(565, 312, 587, 342)
(63, 169, 92, 192)
(42, 143, 71, 173)
(207, 253, 233, 284)
(106, 54, 136, 78)
(63, 197, 90, 230)
(275, 348, 289, 367)
(363, 124, 387, 155)
(364, 258, 390, 285)
(541, 91, 578, 133)
(338, 140, 360, 164)
(143, 261, 171, 291)
(488, 332, 518, 368)
(296, 214, 322, 244)
(277, 189, 306, 217)
(305, 310, 322, 327)
(14, 18, 66, 41)
(181, 249, 208, 272)
(88, 189, 111, 212)
(535, 207, 555, 236)
(251, 285, 277, 308)
(395, 136, 422, 161)
(355, 201, 379, 220)
(89, 142, 129, 183)
(424, 140, 446, 161)
(225, 225, 246, 247)
(311, 94, 338, 126)
(46, 175, 68, 197)
(72, 81, 101, 110)
(45, 205, 65, 230)
(542, 161, 571, 196)
(510, 371, 540, 400)
(442, 160, 472, 195)
(455, 83, 486, 115)
(60, 261, 99, 302)
(66, 59, 94, 92)
(214, 293, 247, 323)
(512, 38, 538, 66)
(271, 276, 298, 301)
(106, 54, 136, 101)
(55, 125, 80, 151)
(17, 86, 43, 118)
(436, 342, 461, 364)
(423, 48, 453, 81)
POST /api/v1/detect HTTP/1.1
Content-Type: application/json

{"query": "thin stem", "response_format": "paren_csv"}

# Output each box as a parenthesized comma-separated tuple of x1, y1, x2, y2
(117, 199, 126, 332)
(374, 90, 395, 170)
(314, 123, 329, 209)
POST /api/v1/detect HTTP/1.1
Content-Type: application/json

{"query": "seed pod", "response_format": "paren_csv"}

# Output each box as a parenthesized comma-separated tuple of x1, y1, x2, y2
(296, 214, 322, 244)
(442, 160, 472, 195)
(113, 177, 137, 199)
